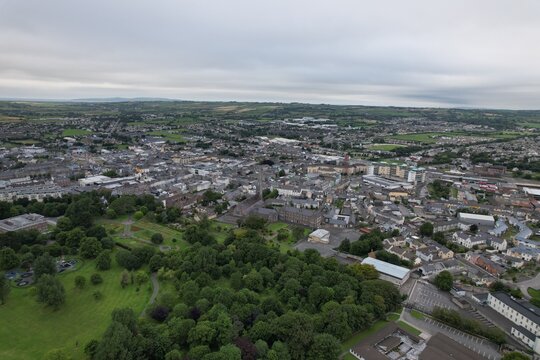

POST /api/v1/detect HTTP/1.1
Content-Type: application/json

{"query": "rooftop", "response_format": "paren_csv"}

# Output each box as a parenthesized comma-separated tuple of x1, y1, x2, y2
(361, 257, 410, 280)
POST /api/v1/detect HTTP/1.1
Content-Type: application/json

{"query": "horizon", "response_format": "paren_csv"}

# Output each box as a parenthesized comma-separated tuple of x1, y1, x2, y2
(1, 1, 540, 110)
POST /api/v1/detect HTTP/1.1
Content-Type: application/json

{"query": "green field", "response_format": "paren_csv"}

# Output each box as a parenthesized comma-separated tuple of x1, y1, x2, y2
(0, 255, 150, 359)
(410, 309, 425, 320)
(388, 131, 528, 144)
(368, 144, 406, 151)
(62, 128, 93, 136)
(267, 222, 310, 253)
(147, 130, 185, 142)
(397, 320, 422, 336)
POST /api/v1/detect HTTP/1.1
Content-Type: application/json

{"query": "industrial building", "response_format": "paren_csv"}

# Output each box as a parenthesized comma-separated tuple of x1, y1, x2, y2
(361, 257, 411, 286)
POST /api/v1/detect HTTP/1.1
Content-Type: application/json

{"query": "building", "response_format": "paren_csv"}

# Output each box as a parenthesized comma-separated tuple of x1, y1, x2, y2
(0, 213, 48, 233)
(308, 229, 330, 244)
(361, 257, 411, 286)
(487, 292, 540, 354)
(277, 206, 323, 228)
(457, 213, 495, 227)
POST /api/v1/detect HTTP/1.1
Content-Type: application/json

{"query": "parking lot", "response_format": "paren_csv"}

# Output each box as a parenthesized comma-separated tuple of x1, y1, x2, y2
(402, 309, 501, 360)
(407, 280, 459, 313)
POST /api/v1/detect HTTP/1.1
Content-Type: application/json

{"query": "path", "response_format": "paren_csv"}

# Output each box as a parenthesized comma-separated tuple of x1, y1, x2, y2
(516, 272, 540, 299)
(140, 272, 159, 317)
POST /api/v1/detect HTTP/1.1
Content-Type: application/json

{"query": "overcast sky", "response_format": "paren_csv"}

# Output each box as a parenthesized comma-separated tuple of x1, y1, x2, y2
(1, 0, 539, 109)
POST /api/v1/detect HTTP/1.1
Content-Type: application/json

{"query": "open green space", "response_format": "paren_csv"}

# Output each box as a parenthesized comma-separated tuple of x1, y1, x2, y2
(147, 130, 185, 142)
(388, 131, 528, 144)
(62, 128, 93, 137)
(267, 221, 311, 253)
(410, 309, 425, 320)
(0, 254, 150, 360)
(397, 321, 422, 336)
(368, 143, 406, 151)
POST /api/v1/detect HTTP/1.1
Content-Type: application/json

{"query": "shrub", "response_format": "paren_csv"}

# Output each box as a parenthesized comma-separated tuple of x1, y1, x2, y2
(74, 275, 86, 289)
(91, 273, 103, 285)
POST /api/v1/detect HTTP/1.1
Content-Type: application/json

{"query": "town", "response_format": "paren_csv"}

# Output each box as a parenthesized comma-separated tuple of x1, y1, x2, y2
(1, 101, 540, 360)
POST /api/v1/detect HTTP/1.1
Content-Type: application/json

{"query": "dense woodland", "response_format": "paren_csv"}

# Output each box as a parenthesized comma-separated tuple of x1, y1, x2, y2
(87, 223, 402, 360)
(0, 191, 403, 360)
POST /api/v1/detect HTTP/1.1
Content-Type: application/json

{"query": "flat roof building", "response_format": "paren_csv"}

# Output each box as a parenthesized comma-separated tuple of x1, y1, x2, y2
(0, 213, 48, 233)
(308, 229, 330, 244)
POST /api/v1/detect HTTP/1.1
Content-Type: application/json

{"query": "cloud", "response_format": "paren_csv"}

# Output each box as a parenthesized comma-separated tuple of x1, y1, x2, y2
(0, 0, 539, 108)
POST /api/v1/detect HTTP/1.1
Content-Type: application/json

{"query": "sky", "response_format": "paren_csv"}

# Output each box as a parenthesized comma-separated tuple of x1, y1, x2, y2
(1, 0, 539, 109)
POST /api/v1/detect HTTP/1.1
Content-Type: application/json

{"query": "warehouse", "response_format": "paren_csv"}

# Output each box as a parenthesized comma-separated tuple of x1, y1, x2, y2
(361, 257, 411, 286)
(457, 213, 495, 227)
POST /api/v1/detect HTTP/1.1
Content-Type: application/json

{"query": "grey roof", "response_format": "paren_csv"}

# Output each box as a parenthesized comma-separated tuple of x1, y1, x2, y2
(490, 292, 540, 326)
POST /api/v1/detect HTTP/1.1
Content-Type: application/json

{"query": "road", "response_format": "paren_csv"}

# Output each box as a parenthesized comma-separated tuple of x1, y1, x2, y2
(140, 272, 159, 317)
(402, 309, 501, 360)
(517, 272, 540, 299)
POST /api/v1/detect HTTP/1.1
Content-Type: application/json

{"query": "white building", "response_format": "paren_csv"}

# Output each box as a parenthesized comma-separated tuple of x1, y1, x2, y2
(308, 229, 330, 244)
(361, 257, 411, 287)
(487, 292, 540, 355)
(458, 213, 495, 227)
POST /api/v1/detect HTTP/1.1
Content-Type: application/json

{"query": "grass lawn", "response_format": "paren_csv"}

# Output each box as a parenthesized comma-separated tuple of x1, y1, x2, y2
(528, 287, 540, 299)
(132, 218, 189, 249)
(62, 128, 92, 136)
(266, 222, 311, 254)
(397, 321, 422, 336)
(0, 254, 150, 359)
(210, 221, 234, 244)
(368, 144, 405, 151)
(147, 130, 185, 142)
(410, 309, 425, 320)
(340, 319, 391, 354)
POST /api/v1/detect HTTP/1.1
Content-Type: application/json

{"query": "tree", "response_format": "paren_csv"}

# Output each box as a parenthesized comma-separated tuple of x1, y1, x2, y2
(135, 270, 148, 285)
(0, 273, 10, 304)
(95, 251, 111, 271)
(36, 274, 65, 309)
(120, 270, 130, 288)
(433, 232, 445, 244)
(470, 224, 479, 233)
(419, 222, 434, 237)
(151, 233, 164, 245)
(115, 250, 142, 270)
(133, 211, 144, 220)
(74, 275, 86, 289)
(351, 263, 379, 280)
(306, 333, 340, 360)
(79, 237, 103, 259)
(94, 322, 138, 360)
(0, 247, 20, 270)
(434, 270, 453, 291)
(91, 273, 103, 285)
(33, 253, 57, 279)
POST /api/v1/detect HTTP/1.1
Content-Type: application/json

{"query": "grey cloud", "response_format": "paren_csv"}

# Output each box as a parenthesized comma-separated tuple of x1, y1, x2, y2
(0, 0, 539, 108)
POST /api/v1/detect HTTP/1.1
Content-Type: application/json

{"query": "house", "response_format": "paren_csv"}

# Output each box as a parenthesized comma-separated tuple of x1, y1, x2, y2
(488, 237, 507, 251)
(507, 246, 540, 262)
(452, 231, 486, 248)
